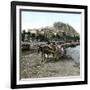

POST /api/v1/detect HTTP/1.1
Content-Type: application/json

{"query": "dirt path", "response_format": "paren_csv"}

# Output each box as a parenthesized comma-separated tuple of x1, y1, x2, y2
(20, 53, 80, 79)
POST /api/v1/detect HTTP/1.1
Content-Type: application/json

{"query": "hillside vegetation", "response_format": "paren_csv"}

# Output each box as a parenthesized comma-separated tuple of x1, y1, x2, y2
(22, 22, 80, 42)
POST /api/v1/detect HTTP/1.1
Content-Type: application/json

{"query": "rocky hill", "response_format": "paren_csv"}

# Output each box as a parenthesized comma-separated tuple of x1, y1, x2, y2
(23, 22, 80, 42)
(41, 22, 79, 37)
(53, 22, 79, 36)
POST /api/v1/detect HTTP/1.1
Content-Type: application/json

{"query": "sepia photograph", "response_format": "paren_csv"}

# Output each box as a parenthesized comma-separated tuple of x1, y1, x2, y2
(11, 1, 87, 89)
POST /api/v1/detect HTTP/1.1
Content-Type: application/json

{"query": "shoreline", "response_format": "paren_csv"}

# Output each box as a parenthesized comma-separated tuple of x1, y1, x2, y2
(20, 53, 80, 79)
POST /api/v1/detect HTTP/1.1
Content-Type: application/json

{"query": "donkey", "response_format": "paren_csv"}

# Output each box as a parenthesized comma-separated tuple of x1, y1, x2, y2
(38, 45, 55, 62)
(38, 43, 65, 62)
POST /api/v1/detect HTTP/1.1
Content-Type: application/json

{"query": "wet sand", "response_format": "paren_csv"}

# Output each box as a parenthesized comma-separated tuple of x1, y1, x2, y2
(20, 52, 80, 79)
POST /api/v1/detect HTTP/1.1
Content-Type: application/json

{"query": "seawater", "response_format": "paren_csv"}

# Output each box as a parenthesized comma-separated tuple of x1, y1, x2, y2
(66, 45, 80, 64)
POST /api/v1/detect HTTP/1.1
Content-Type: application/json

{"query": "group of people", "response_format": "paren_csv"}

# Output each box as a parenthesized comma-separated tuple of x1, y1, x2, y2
(38, 41, 65, 62)
(46, 41, 64, 58)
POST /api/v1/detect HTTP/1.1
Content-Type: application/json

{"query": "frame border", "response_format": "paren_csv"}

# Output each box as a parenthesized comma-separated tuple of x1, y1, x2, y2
(11, 1, 88, 89)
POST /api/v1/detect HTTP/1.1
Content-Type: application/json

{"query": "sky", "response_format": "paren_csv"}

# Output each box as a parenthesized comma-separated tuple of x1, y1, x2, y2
(21, 11, 81, 33)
